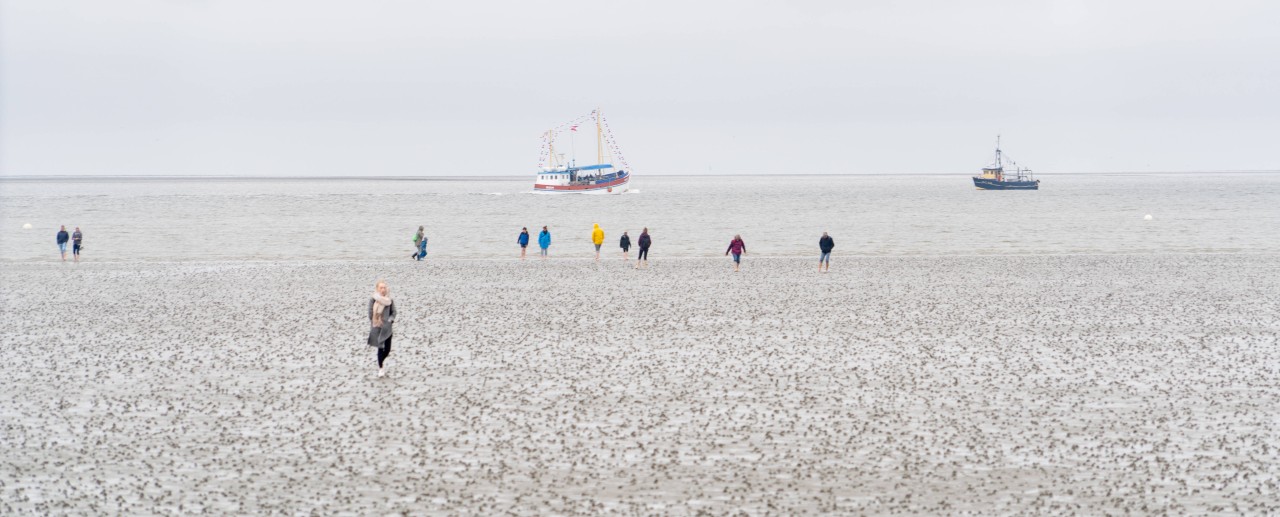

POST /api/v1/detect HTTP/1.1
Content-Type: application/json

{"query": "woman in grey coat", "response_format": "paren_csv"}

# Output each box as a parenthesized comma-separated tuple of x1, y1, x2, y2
(368, 280, 396, 377)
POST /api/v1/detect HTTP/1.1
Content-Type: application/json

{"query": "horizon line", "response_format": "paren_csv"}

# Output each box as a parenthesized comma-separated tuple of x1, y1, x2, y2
(2, 170, 1278, 181)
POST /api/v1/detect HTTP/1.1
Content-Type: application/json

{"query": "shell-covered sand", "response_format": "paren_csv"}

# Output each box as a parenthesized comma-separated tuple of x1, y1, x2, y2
(2, 255, 1278, 514)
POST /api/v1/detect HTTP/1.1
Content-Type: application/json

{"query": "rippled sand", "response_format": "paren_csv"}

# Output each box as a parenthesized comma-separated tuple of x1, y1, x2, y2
(2, 255, 1278, 514)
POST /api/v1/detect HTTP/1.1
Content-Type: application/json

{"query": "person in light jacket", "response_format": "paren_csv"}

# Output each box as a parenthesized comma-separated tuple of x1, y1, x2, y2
(72, 227, 84, 263)
(367, 280, 397, 377)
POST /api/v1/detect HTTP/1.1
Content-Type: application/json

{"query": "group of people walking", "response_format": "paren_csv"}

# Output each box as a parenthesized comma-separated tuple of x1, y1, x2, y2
(618, 229, 653, 267)
(55, 225, 84, 263)
(368, 229, 836, 377)
(515, 225, 832, 271)
(409, 226, 428, 261)
(519, 225, 654, 268)
(516, 226, 555, 259)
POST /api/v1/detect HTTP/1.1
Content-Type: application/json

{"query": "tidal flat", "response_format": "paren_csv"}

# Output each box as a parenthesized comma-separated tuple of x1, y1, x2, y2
(2, 255, 1277, 514)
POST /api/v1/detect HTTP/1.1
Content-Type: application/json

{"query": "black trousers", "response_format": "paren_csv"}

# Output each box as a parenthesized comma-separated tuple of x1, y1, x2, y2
(377, 336, 392, 367)
(638, 248, 649, 260)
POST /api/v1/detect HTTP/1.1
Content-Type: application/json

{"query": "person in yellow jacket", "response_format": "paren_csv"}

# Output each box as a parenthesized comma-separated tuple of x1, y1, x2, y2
(591, 223, 605, 260)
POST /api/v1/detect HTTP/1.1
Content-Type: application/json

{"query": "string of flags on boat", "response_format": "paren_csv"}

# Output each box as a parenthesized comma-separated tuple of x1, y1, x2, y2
(535, 109, 632, 174)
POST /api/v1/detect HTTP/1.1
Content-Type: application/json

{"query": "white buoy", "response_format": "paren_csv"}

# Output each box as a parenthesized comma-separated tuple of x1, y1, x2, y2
(1144, 214, 1153, 221)
(22, 223, 32, 229)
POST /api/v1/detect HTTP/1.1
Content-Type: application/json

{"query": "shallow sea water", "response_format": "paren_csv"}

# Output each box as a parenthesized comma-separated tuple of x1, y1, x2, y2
(1, 173, 1277, 261)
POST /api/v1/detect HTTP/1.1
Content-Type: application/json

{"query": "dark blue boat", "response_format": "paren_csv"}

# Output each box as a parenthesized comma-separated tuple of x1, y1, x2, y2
(973, 137, 1039, 190)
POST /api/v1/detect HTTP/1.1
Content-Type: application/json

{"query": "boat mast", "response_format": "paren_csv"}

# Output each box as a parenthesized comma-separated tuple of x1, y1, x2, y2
(596, 108, 603, 166)
(546, 130, 556, 168)
(995, 135, 1002, 169)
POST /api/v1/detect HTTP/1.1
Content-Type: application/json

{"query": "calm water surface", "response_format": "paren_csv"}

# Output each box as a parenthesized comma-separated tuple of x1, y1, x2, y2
(1, 174, 1277, 261)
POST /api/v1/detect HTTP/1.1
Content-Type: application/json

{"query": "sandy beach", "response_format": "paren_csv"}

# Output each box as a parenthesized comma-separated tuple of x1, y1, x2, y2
(2, 254, 1278, 514)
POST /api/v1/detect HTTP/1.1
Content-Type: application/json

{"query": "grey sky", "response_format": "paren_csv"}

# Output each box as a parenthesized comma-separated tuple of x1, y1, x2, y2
(2, 0, 1277, 176)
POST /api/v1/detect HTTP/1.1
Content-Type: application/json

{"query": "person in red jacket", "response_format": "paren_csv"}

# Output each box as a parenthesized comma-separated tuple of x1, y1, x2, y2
(725, 234, 746, 272)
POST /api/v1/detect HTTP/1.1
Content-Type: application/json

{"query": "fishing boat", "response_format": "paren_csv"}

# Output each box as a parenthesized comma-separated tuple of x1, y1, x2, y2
(973, 137, 1039, 190)
(533, 109, 632, 194)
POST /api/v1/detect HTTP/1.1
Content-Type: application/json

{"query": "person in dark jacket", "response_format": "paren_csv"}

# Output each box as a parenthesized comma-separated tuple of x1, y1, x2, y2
(367, 280, 396, 378)
(56, 226, 69, 261)
(818, 232, 834, 272)
(619, 231, 631, 260)
(726, 235, 746, 272)
(518, 227, 530, 259)
(635, 228, 651, 269)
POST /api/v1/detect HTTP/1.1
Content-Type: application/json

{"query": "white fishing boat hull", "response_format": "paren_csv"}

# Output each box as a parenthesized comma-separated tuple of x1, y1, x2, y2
(532, 174, 629, 195)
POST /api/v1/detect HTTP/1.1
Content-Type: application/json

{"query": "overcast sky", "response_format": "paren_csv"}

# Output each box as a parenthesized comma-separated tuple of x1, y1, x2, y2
(2, 0, 1277, 176)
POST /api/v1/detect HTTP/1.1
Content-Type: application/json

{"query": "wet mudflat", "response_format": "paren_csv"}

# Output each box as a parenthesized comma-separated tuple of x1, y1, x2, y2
(2, 255, 1278, 514)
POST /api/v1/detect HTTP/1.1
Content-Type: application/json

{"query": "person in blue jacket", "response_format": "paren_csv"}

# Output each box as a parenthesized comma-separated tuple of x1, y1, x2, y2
(537, 226, 551, 258)
(518, 227, 530, 259)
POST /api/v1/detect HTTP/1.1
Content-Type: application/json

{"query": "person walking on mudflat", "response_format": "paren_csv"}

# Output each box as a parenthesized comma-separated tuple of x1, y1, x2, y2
(726, 234, 747, 272)
(367, 280, 397, 378)
(591, 223, 605, 260)
(412, 226, 427, 261)
(72, 227, 84, 263)
(635, 228, 651, 269)
(818, 231, 834, 273)
(518, 227, 530, 259)
(619, 231, 631, 260)
(538, 226, 551, 259)
(56, 225, 69, 261)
